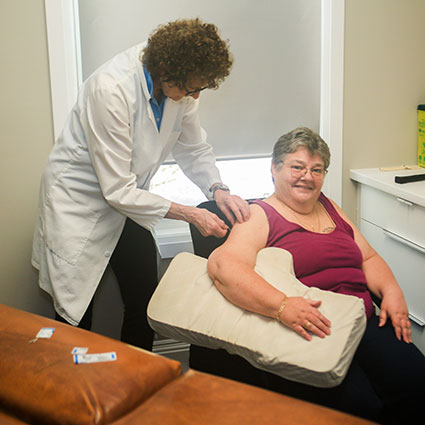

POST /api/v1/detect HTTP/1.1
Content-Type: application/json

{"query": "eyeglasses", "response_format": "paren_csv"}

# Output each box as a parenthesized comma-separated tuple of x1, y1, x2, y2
(285, 163, 327, 179)
(162, 80, 210, 96)
(184, 85, 210, 96)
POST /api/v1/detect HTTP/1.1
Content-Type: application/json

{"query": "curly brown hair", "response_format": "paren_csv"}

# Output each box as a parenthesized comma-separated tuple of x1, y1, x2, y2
(141, 18, 233, 90)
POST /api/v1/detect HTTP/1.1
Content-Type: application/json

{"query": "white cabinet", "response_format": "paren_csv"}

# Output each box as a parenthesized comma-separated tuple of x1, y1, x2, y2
(351, 168, 425, 352)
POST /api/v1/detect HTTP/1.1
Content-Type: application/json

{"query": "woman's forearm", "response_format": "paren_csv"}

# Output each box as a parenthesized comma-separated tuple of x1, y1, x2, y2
(362, 251, 403, 299)
(208, 249, 286, 319)
(208, 247, 332, 341)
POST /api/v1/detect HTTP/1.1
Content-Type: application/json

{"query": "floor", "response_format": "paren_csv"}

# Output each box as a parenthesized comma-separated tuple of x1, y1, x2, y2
(153, 336, 190, 372)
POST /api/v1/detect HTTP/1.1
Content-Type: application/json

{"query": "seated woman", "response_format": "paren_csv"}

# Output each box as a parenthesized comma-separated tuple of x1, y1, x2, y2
(207, 127, 425, 425)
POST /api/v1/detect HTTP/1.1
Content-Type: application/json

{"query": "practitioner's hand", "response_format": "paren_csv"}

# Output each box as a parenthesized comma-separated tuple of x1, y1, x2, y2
(214, 190, 250, 226)
(279, 297, 332, 341)
(165, 202, 228, 238)
(191, 206, 229, 238)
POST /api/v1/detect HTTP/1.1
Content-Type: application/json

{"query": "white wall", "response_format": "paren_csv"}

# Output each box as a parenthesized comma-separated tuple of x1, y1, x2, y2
(342, 0, 425, 220)
(0, 0, 125, 337)
(0, 0, 54, 316)
(342, 0, 425, 353)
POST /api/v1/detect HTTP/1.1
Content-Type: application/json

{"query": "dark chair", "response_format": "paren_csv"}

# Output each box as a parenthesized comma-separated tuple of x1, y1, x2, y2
(188, 200, 232, 258)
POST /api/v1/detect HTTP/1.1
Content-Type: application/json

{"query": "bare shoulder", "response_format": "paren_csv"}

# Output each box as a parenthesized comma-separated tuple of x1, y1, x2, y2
(212, 202, 269, 258)
(327, 198, 352, 222)
(249, 202, 268, 218)
(229, 203, 268, 234)
(327, 197, 342, 211)
(327, 197, 358, 231)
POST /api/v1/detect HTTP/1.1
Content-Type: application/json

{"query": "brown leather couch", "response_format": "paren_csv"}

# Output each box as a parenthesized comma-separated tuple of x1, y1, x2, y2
(0, 304, 376, 425)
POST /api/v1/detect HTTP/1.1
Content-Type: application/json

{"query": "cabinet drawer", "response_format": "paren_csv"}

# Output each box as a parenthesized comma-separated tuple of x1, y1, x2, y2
(360, 219, 425, 326)
(359, 185, 425, 248)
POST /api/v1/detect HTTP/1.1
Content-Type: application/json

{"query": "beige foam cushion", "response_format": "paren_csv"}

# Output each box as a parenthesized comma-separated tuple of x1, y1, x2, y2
(148, 247, 366, 388)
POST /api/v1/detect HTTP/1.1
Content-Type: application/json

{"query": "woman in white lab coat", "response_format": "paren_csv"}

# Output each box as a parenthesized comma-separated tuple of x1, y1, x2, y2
(32, 19, 249, 349)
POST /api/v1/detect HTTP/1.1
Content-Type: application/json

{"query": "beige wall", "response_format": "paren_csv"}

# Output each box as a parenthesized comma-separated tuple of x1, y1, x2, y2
(342, 0, 425, 220)
(0, 0, 54, 316)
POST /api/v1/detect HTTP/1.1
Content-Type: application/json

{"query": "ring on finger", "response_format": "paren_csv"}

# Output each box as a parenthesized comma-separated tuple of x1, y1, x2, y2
(305, 321, 312, 330)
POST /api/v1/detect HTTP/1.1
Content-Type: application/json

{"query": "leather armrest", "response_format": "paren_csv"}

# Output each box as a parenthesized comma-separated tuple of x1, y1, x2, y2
(0, 304, 181, 425)
(0, 410, 29, 425)
(112, 369, 376, 425)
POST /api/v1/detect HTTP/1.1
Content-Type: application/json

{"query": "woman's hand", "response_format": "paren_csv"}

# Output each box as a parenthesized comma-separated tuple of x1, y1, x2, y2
(379, 288, 412, 343)
(214, 189, 250, 225)
(280, 297, 332, 341)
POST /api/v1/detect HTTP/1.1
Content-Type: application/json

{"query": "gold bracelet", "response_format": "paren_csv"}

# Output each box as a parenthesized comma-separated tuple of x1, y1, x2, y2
(276, 295, 288, 323)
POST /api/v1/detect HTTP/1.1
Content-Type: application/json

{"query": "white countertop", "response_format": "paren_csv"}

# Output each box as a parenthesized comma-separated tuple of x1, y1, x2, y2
(350, 167, 425, 208)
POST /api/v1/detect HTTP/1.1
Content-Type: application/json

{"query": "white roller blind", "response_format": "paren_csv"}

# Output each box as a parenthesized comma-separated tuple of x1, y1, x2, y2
(78, 0, 321, 158)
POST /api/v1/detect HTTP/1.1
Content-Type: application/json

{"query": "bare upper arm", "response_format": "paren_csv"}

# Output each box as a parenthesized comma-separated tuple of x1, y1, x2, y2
(208, 203, 269, 274)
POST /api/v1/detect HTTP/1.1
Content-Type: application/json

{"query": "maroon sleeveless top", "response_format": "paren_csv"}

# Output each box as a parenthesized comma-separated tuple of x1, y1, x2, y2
(253, 194, 374, 319)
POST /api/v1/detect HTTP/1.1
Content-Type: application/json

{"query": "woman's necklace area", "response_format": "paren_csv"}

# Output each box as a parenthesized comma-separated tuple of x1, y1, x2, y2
(277, 199, 320, 232)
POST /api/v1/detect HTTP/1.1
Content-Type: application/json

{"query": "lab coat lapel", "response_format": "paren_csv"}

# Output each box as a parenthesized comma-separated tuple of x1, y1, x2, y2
(159, 98, 181, 142)
(137, 50, 182, 139)
(137, 52, 162, 134)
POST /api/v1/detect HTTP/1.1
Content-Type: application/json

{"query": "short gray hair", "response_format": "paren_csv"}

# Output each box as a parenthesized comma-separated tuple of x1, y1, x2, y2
(272, 127, 330, 170)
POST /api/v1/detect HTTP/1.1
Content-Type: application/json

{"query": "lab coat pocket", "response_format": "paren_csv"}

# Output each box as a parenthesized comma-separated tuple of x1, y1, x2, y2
(43, 184, 100, 266)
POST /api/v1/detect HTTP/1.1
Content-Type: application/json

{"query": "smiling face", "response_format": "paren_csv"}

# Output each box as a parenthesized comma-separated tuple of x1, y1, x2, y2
(272, 147, 326, 210)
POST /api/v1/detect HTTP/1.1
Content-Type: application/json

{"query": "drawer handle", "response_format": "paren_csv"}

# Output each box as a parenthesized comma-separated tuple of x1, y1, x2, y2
(408, 313, 425, 327)
(382, 229, 425, 255)
(396, 197, 413, 207)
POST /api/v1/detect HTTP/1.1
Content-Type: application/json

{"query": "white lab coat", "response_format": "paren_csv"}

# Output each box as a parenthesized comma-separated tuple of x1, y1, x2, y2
(32, 43, 222, 325)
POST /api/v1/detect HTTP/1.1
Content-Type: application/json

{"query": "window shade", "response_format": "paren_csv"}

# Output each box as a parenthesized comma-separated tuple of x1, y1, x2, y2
(78, 0, 321, 158)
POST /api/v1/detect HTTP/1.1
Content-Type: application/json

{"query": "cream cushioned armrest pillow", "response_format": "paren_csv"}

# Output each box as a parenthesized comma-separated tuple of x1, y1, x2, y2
(147, 247, 367, 388)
